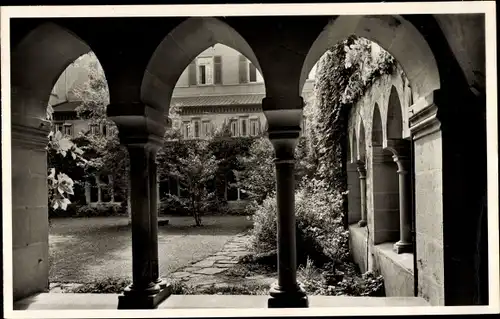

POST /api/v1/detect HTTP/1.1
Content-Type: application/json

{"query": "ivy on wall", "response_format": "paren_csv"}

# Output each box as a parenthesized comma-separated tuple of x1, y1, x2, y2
(306, 36, 396, 192)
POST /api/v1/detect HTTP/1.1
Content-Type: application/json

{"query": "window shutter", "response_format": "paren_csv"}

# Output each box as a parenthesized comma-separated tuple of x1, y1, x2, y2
(239, 55, 248, 83)
(214, 56, 222, 84)
(188, 60, 197, 85)
(249, 62, 257, 82)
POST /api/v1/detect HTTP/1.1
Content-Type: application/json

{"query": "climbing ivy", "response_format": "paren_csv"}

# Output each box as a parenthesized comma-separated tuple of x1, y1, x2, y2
(308, 36, 396, 191)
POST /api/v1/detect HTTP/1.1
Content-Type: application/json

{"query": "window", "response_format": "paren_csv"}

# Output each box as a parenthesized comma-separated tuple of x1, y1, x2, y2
(63, 123, 73, 137)
(202, 120, 211, 137)
(250, 119, 260, 136)
(193, 120, 200, 138)
(196, 57, 214, 85)
(102, 124, 107, 137)
(214, 56, 222, 84)
(54, 122, 64, 134)
(240, 117, 248, 137)
(248, 62, 257, 83)
(230, 119, 238, 137)
(90, 123, 100, 135)
(182, 122, 190, 139)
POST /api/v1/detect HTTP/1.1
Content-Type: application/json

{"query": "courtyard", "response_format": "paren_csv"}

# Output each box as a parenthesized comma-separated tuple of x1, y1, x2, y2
(48, 215, 252, 284)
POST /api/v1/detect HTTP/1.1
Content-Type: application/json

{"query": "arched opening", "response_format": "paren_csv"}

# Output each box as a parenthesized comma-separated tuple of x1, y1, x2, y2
(370, 103, 400, 245)
(10, 22, 94, 301)
(299, 15, 440, 102)
(386, 86, 404, 140)
(346, 125, 361, 225)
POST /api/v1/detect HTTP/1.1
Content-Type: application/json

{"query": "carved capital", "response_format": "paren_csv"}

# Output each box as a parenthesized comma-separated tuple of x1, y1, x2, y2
(262, 96, 304, 132)
(107, 103, 166, 150)
(409, 95, 441, 140)
(11, 120, 51, 151)
(356, 160, 367, 178)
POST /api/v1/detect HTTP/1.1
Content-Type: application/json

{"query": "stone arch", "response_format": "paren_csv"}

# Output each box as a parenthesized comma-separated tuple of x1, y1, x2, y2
(351, 126, 357, 163)
(299, 15, 440, 103)
(141, 17, 263, 112)
(11, 22, 92, 126)
(371, 103, 384, 147)
(10, 22, 102, 301)
(386, 85, 404, 140)
(357, 119, 366, 161)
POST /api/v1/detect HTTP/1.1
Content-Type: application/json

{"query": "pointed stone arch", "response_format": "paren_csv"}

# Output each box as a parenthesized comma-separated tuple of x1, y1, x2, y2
(141, 17, 263, 112)
(386, 86, 404, 141)
(299, 15, 440, 103)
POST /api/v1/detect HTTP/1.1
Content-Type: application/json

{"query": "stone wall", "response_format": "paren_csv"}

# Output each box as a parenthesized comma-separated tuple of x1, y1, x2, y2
(346, 65, 446, 304)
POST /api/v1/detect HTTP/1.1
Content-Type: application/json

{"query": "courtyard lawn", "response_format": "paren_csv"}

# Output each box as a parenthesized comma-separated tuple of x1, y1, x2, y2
(48, 215, 252, 283)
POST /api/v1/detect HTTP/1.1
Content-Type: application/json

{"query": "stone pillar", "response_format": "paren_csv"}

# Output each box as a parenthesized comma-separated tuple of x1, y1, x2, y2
(12, 120, 51, 301)
(385, 139, 412, 254)
(392, 154, 412, 254)
(357, 161, 367, 227)
(263, 97, 308, 308)
(108, 103, 171, 309)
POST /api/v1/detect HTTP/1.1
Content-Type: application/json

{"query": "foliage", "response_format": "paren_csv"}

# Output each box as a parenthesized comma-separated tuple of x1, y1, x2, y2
(208, 123, 253, 203)
(249, 179, 348, 266)
(46, 130, 87, 212)
(71, 54, 129, 204)
(157, 120, 219, 226)
(311, 36, 396, 190)
(70, 277, 131, 294)
(75, 203, 126, 217)
(298, 258, 385, 297)
(237, 137, 276, 204)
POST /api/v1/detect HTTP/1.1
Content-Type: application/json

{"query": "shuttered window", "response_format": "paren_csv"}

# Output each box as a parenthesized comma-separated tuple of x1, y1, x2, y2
(214, 56, 222, 84)
(249, 62, 257, 82)
(239, 55, 248, 83)
(188, 61, 197, 86)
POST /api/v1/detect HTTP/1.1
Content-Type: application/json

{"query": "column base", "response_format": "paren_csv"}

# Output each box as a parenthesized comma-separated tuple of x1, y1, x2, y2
(268, 282, 308, 308)
(358, 220, 367, 227)
(393, 241, 412, 254)
(117, 282, 172, 309)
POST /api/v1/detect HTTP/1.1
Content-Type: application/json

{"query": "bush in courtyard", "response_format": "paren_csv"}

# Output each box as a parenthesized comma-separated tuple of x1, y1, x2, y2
(75, 203, 126, 217)
(249, 178, 349, 266)
(298, 258, 385, 297)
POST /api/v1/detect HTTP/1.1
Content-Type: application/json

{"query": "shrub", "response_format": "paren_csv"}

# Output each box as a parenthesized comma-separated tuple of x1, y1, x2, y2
(249, 179, 349, 266)
(159, 195, 190, 216)
(75, 203, 126, 217)
(298, 258, 385, 297)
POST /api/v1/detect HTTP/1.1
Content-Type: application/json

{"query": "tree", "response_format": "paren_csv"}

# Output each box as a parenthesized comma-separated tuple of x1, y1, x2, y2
(208, 123, 253, 203)
(237, 137, 276, 204)
(157, 107, 219, 226)
(71, 53, 130, 210)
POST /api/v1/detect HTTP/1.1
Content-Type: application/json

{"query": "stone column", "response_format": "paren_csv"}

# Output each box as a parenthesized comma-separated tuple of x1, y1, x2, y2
(385, 139, 412, 254)
(263, 97, 308, 308)
(108, 103, 171, 309)
(392, 154, 412, 254)
(357, 161, 367, 227)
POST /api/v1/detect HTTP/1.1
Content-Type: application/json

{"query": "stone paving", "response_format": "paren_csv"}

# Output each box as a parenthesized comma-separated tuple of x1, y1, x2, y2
(169, 231, 263, 288)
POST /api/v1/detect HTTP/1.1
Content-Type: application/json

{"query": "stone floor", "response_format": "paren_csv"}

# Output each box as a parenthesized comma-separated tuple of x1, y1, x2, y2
(14, 293, 430, 310)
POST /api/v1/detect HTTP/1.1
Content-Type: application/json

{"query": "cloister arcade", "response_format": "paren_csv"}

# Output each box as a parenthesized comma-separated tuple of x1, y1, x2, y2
(8, 13, 488, 309)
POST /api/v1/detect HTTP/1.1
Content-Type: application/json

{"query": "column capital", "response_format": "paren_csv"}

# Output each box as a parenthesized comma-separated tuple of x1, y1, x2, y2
(356, 160, 366, 177)
(107, 103, 166, 150)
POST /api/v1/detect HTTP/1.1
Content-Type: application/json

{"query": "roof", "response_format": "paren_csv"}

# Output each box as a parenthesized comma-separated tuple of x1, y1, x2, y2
(52, 101, 82, 112)
(170, 94, 266, 108)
